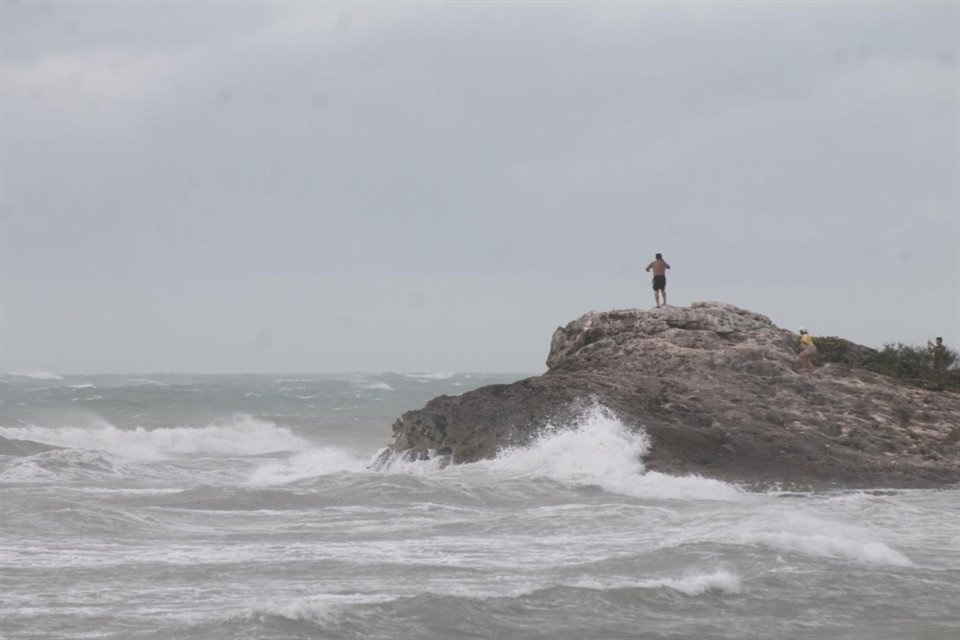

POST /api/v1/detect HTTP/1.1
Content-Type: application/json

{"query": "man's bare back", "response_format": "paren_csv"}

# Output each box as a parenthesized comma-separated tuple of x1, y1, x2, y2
(646, 259, 669, 276)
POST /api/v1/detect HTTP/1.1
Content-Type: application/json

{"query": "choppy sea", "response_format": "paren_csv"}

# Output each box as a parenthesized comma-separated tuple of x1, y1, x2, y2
(1, 372, 958, 640)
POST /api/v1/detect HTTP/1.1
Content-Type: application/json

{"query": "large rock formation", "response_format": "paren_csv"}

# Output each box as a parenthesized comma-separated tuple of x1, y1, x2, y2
(382, 302, 960, 489)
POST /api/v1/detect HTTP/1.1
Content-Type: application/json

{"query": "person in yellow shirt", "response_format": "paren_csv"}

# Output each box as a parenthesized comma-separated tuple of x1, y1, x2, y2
(798, 328, 817, 373)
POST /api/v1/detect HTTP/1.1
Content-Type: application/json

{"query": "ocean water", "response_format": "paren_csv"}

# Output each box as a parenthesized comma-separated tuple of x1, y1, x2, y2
(1, 372, 958, 640)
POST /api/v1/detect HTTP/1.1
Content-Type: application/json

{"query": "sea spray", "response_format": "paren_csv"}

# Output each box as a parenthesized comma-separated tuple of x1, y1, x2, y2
(247, 448, 368, 485)
(485, 403, 744, 502)
(0, 416, 309, 461)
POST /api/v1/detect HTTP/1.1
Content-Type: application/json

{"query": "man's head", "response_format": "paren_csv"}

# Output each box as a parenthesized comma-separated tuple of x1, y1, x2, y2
(936, 337, 943, 345)
(655, 253, 662, 260)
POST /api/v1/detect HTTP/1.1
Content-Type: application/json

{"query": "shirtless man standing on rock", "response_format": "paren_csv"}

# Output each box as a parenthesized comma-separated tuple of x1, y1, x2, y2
(645, 253, 671, 308)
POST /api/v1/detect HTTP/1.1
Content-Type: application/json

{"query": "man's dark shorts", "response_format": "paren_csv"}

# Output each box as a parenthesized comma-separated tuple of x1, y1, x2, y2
(652, 275, 666, 291)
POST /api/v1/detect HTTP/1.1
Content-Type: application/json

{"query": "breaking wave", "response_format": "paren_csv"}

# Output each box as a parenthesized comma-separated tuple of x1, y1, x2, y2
(0, 416, 309, 461)
(377, 404, 744, 502)
(0, 448, 130, 483)
(572, 569, 743, 595)
(360, 381, 394, 391)
(402, 372, 455, 380)
(734, 525, 913, 566)
(486, 404, 742, 501)
(247, 448, 368, 485)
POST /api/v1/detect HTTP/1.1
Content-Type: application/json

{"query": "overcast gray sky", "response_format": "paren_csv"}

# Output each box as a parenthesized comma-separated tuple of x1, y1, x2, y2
(1, 1, 958, 374)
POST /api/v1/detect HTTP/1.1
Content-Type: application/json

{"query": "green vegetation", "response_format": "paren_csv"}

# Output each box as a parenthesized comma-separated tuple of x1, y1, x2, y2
(866, 342, 959, 390)
(796, 336, 960, 391)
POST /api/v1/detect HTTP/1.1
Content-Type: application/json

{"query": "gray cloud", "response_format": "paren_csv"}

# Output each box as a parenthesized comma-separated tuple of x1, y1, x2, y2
(2, 2, 957, 373)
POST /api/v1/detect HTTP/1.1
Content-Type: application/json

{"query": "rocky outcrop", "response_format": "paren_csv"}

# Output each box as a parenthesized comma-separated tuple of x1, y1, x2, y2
(382, 302, 960, 489)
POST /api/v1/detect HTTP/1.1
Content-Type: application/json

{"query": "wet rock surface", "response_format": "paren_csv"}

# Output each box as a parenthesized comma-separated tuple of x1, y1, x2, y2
(383, 302, 960, 489)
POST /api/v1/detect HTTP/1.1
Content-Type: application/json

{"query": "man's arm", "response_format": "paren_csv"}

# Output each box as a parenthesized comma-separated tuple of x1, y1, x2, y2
(664, 261, 671, 269)
(645, 262, 653, 272)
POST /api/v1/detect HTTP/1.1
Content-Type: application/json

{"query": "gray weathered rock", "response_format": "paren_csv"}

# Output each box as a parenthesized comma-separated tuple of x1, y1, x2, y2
(381, 302, 960, 489)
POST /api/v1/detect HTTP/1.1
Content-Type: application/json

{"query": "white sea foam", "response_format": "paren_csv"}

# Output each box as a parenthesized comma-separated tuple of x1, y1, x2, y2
(246, 593, 397, 624)
(0, 416, 309, 461)
(247, 448, 367, 485)
(372, 404, 743, 501)
(403, 372, 455, 380)
(482, 404, 744, 502)
(362, 381, 394, 391)
(574, 569, 742, 596)
(8, 370, 63, 380)
(656, 569, 743, 595)
(67, 384, 97, 389)
(736, 528, 913, 566)
(0, 448, 129, 483)
(369, 447, 450, 475)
